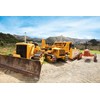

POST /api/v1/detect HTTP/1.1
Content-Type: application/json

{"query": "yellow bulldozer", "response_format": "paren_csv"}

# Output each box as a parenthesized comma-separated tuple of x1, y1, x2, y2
(0, 41, 44, 80)
(41, 39, 68, 63)
(52, 41, 82, 60)
(41, 39, 82, 62)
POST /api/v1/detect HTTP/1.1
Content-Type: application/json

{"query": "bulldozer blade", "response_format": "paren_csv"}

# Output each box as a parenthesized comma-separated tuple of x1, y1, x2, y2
(0, 54, 42, 80)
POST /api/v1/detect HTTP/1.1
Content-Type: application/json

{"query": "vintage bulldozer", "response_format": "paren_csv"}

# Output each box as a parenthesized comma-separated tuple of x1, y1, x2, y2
(41, 39, 82, 61)
(52, 41, 82, 60)
(0, 42, 44, 80)
(41, 39, 68, 63)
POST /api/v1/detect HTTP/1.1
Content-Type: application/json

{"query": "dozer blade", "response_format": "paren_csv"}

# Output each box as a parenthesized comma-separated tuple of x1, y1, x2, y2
(0, 54, 42, 80)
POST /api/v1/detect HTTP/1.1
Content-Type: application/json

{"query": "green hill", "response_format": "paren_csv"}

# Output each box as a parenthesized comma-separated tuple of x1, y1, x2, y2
(0, 32, 19, 45)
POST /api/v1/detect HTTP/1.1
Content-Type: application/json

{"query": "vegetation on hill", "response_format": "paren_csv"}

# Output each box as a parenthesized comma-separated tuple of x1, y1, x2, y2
(76, 40, 100, 51)
(88, 39, 100, 46)
(0, 32, 100, 51)
(0, 32, 19, 46)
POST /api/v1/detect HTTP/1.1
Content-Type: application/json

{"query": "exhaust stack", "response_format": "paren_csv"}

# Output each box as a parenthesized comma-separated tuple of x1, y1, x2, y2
(24, 32, 26, 43)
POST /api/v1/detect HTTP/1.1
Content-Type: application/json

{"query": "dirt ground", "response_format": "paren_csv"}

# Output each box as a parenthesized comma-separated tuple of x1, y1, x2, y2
(0, 55, 100, 83)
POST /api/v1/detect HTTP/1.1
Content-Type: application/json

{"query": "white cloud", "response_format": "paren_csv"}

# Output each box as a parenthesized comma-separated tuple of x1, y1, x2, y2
(20, 17, 100, 39)
(0, 16, 100, 39)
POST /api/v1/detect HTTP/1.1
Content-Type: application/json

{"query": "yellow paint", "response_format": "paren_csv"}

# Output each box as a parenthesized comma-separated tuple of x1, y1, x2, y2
(41, 39, 81, 61)
(14, 42, 40, 59)
(41, 39, 46, 48)
(52, 48, 65, 59)
(13, 54, 21, 58)
(41, 39, 52, 50)
(53, 41, 81, 59)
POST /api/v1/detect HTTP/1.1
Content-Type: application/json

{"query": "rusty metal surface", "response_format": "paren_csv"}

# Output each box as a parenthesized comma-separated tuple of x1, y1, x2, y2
(0, 54, 42, 80)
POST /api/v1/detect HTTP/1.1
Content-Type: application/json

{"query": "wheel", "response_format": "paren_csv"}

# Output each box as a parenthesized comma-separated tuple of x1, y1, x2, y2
(64, 55, 68, 62)
(45, 54, 57, 63)
(51, 55, 57, 63)
(77, 53, 82, 60)
(94, 54, 97, 62)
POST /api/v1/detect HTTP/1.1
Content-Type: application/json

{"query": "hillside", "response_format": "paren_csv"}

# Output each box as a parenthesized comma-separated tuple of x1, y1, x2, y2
(13, 34, 32, 41)
(46, 35, 89, 44)
(0, 32, 19, 45)
(0, 33, 100, 50)
(13, 35, 90, 43)
(14, 34, 42, 42)
(1, 33, 100, 45)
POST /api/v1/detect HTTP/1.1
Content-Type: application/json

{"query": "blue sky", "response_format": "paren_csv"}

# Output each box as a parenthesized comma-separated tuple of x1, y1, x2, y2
(0, 16, 100, 39)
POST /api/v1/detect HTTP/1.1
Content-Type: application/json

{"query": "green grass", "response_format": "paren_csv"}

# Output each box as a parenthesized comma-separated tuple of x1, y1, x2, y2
(80, 50, 100, 54)
(0, 45, 15, 55)
(0, 45, 49, 65)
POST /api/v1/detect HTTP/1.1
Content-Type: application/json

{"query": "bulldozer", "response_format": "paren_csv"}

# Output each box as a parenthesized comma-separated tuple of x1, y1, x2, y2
(52, 41, 82, 60)
(0, 41, 44, 80)
(41, 39, 82, 61)
(41, 39, 68, 63)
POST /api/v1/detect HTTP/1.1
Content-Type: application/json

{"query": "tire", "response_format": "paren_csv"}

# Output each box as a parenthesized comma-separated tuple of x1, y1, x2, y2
(94, 54, 97, 62)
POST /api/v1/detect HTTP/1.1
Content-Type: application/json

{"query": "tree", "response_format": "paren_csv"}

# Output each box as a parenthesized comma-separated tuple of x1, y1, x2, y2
(84, 42, 88, 49)
(88, 39, 99, 46)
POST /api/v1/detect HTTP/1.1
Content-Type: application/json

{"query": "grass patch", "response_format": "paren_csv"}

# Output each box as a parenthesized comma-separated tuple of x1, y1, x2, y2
(0, 45, 15, 55)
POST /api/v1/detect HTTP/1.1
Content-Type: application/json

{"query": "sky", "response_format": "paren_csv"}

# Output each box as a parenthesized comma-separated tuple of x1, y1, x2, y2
(0, 16, 100, 39)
